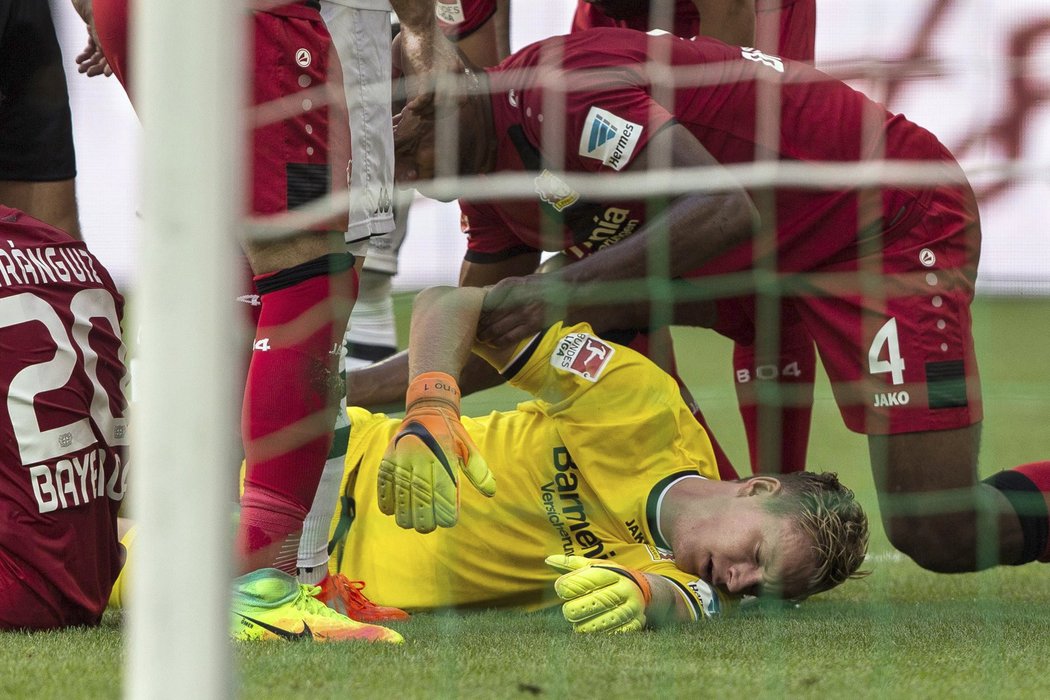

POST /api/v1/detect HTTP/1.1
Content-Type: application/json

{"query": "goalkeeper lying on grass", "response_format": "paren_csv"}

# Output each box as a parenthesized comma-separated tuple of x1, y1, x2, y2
(348, 285, 867, 631)
(116, 286, 868, 633)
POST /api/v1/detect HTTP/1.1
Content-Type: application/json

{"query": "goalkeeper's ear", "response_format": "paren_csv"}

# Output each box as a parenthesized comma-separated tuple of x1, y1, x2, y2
(736, 476, 783, 497)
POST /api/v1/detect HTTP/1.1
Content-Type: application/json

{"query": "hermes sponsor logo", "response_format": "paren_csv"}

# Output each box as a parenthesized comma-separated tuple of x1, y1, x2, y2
(578, 107, 643, 171)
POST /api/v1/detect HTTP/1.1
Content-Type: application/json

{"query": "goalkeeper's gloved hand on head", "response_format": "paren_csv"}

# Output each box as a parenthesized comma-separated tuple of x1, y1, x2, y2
(545, 554, 652, 634)
(378, 372, 495, 533)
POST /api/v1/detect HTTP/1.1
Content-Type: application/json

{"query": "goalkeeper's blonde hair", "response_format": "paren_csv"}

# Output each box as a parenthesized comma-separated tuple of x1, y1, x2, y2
(762, 472, 870, 598)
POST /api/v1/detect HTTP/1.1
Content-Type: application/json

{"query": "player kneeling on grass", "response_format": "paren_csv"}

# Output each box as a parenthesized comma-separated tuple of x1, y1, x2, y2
(345, 286, 869, 631)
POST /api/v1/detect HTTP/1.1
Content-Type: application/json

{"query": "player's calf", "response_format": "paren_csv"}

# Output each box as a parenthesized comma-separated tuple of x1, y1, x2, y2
(984, 461, 1050, 564)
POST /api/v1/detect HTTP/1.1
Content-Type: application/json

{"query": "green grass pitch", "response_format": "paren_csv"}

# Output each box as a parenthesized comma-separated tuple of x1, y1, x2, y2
(1, 296, 1048, 699)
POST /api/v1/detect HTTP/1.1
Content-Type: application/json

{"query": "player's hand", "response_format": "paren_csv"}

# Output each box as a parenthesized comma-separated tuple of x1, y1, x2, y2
(71, 0, 113, 78)
(545, 554, 652, 634)
(393, 94, 438, 183)
(76, 34, 112, 78)
(477, 276, 549, 346)
(378, 372, 495, 532)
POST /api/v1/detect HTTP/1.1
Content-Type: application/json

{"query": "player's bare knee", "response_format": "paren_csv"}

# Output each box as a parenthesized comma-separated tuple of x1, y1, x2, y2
(883, 514, 974, 572)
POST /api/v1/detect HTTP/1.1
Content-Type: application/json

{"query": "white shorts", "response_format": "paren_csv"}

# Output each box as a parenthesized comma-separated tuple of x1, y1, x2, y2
(320, 2, 396, 247)
(359, 188, 412, 274)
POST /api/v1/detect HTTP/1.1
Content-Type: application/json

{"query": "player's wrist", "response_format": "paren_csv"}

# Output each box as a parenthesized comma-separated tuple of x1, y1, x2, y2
(406, 372, 462, 415)
(597, 564, 652, 605)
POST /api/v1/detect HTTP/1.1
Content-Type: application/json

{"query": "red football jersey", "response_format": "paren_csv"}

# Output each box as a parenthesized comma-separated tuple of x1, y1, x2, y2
(464, 29, 945, 277)
(464, 30, 981, 437)
(0, 206, 128, 628)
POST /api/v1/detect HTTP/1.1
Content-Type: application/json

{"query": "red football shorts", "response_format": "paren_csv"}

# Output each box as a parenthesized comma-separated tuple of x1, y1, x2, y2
(706, 157, 981, 436)
(795, 177, 983, 435)
(251, 7, 349, 231)
(92, 1, 350, 230)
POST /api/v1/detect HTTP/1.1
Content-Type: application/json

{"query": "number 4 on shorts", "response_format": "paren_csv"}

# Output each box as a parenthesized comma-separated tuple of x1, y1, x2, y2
(868, 318, 905, 385)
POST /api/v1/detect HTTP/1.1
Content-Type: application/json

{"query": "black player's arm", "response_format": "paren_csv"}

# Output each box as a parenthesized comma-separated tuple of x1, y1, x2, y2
(445, 252, 544, 389)
(547, 123, 757, 332)
(459, 251, 541, 286)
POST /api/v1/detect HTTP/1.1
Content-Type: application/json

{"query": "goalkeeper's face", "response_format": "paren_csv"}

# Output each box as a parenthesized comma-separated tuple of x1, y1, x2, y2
(672, 498, 817, 601)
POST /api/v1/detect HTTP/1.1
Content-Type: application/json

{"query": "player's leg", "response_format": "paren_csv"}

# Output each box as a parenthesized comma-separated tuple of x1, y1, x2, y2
(865, 183, 1050, 572)
(236, 5, 362, 577)
(802, 177, 1049, 572)
(0, 0, 80, 239)
(868, 425, 1050, 571)
(986, 462, 1050, 563)
(235, 8, 403, 642)
(295, 2, 397, 591)
(237, 232, 357, 574)
(733, 303, 816, 474)
(343, 210, 408, 371)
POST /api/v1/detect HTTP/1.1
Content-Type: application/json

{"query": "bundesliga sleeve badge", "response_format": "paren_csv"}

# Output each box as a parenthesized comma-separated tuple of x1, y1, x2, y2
(578, 107, 644, 171)
(551, 333, 615, 382)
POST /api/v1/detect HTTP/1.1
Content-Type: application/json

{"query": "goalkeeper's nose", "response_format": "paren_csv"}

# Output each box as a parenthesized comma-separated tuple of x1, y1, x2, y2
(726, 564, 763, 596)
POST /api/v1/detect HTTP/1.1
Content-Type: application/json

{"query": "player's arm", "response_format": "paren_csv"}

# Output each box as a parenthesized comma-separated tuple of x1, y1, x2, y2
(693, 0, 756, 48)
(377, 286, 506, 532)
(479, 124, 757, 343)
(390, 0, 464, 98)
(546, 555, 720, 632)
(344, 253, 538, 410)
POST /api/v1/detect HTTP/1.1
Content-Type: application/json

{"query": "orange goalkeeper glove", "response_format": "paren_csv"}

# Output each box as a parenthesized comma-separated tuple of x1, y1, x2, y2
(545, 554, 652, 634)
(378, 372, 495, 532)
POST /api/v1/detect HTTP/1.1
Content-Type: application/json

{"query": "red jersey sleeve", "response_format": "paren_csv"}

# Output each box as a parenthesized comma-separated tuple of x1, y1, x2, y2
(514, 60, 676, 174)
(461, 200, 540, 263)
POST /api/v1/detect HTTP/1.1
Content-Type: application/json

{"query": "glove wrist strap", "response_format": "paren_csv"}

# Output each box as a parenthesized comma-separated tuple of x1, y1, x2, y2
(406, 372, 461, 415)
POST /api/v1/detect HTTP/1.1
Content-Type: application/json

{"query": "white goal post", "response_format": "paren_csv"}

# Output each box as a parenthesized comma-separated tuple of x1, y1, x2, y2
(125, 0, 243, 698)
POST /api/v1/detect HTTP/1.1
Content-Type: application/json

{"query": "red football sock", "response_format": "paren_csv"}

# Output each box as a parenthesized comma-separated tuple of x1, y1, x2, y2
(236, 487, 309, 576)
(733, 322, 816, 475)
(237, 254, 356, 575)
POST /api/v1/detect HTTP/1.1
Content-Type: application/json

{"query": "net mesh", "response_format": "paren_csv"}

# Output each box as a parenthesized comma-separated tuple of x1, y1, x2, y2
(47, 0, 1050, 695)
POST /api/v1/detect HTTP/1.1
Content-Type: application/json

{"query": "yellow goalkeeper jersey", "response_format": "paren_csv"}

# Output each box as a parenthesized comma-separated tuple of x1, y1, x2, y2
(330, 322, 727, 620)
